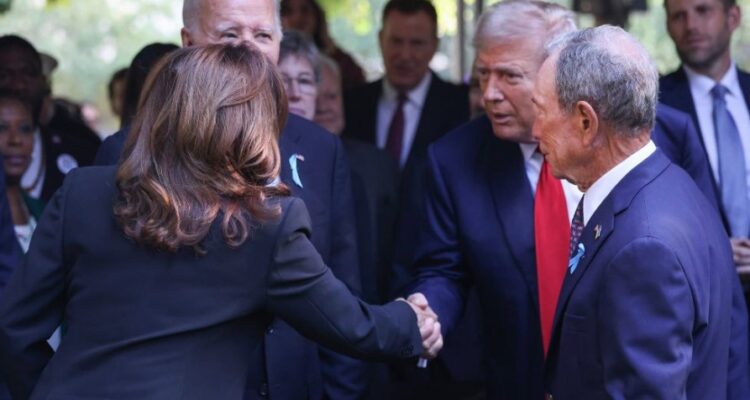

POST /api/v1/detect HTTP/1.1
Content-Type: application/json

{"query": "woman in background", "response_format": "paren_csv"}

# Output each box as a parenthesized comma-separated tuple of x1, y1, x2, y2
(0, 92, 43, 253)
(0, 44, 440, 400)
(281, 0, 366, 89)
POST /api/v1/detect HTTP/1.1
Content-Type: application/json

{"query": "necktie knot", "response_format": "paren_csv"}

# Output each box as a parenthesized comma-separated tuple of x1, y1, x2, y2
(397, 91, 408, 104)
(711, 84, 729, 102)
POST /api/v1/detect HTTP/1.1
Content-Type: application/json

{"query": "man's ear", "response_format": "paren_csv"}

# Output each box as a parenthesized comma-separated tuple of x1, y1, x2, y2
(576, 100, 599, 147)
(728, 5, 742, 32)
(180, 27, 192, 47)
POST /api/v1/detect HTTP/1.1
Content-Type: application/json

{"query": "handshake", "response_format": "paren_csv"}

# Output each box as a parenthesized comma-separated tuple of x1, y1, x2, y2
(400, 293, 443, 361)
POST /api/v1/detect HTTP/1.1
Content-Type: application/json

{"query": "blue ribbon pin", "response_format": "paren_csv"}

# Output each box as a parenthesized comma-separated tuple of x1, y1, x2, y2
(289, 154, 304, 188)
(569, 243, 585, 275)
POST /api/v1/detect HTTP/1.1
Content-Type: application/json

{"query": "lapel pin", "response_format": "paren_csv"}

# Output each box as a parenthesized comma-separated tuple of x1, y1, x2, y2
(594, 224, 602, 240)
(289, 154, 305, 188)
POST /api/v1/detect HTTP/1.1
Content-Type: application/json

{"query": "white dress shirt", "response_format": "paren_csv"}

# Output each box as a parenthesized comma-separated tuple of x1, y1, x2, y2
(684, 64, 750, 195)
(519, 142, 583, 222)
(582, 141, 656, 225)
(376, 73, 433, 167)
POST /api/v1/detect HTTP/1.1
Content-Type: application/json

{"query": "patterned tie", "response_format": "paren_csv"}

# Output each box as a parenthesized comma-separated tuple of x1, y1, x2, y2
(385, 92, 408, 163)
(534, 156, 571, 356)
(712, 84, 750, 237)
(570, 198, 584, 258)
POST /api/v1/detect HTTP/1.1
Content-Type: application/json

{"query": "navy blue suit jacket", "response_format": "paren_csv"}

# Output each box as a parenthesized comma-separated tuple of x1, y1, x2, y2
(93, 114, 364, 400)
(545, 150, 745, 398)
(0, 167, 421, 400)
(653, 103, 719, 210)
(659, 67, 750, 225)
(409, 115, 544, 399)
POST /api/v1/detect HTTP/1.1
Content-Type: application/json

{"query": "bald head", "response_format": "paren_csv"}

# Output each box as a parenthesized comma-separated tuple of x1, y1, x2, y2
(181, 0, 282, 63)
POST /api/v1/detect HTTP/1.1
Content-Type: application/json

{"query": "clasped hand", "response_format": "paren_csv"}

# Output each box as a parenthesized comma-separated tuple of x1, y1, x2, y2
(400, 293, 443, 359)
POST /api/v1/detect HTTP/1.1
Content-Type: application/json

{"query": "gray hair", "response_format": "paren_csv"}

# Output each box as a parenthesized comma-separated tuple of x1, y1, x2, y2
(319, 54, 341, 81)
(554, 25, 659, 136)
(279, 30, 321, 81)
(473, 0, 577, 54)
(182, 0, 283, 37)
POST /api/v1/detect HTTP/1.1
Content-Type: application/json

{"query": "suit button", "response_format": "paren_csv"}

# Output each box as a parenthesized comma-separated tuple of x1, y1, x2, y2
(259, 382, 269, 398)
(266, 327, 274, 334)
(545, 394, 553, 400)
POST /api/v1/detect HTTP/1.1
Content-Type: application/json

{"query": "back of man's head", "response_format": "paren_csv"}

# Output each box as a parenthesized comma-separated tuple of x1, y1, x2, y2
(473, 0, 576, 53)
(553, 26, 658, 136)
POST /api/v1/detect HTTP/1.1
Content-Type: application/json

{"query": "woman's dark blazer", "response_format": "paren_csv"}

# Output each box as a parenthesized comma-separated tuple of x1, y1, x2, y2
(0, 166, 422, 400)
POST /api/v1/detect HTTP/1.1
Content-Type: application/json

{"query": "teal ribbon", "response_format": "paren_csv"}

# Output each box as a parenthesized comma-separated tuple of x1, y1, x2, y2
(289, 154, 303, 188)
(569, 243, 585, 274)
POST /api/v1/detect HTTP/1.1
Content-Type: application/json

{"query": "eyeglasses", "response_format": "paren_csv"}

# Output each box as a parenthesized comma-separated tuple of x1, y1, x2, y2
(281, 74, 317, 95)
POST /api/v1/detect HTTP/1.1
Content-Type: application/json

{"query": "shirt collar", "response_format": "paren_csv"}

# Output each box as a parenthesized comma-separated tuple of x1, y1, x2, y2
(519, 142, 539, 162)
(582, 141, 656, 225)
(683, 62, 741, 98)
(382, 71, 433, 108)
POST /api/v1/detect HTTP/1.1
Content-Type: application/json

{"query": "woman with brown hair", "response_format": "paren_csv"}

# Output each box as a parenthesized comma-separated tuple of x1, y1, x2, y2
(0, 44, 440, 400)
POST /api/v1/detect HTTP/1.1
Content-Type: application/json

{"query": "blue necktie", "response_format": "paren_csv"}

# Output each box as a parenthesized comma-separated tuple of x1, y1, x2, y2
(712, 84, 750, 237)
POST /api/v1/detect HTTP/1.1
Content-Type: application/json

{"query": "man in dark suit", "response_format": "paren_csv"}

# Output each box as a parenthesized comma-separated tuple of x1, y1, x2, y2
(315, 56, 399, 304)
(536, 25, 748, 399)
(660, 0, 750, 274)
(0, 35, 99, 203)
(342, 0, 469, 298)
(95, 0, 367, 398)
(403, 2, 582, 398)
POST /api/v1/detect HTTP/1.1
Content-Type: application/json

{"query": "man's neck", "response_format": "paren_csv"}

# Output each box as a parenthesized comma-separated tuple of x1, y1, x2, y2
(685, 53, 733, 82)
(576, 133, 650, 192)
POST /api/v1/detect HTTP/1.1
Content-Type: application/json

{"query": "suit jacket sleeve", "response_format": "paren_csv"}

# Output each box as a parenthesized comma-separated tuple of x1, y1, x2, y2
(267, 198, 422, 361)
(0, 171, 71, 399)
(728, 274, 750, 399)
(408, 145, 469, 335)
(598, 238, 694, 398)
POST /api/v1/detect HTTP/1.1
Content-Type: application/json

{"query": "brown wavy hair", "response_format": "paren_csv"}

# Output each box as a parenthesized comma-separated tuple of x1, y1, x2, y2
(114, 44, 290, 253)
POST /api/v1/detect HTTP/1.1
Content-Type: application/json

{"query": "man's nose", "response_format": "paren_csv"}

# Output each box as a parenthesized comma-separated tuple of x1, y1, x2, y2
(483, 77, 505, 103)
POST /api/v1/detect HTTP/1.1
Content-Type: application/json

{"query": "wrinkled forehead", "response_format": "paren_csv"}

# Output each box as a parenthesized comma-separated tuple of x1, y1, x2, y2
(197, 0, 278, 28)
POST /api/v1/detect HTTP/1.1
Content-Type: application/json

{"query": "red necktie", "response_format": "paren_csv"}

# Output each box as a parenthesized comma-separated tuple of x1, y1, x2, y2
(385, 92, 408, 161)
(534, 157, 571, 356)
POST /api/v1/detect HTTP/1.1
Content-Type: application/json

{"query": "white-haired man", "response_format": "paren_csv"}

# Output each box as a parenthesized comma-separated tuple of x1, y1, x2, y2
(534, 25, 748, 399)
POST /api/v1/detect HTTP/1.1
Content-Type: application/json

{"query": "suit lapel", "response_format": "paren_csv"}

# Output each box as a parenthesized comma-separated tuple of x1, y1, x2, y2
(482, 130, 539, 303)
(546, 150, 672, 360)
(736, 68, 750, 116)
(406, 73, 442, 169)
(661, 68, 703, 143)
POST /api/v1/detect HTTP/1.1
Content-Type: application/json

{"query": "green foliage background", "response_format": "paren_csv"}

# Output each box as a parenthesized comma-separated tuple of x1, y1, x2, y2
(1, 0, 749, 133)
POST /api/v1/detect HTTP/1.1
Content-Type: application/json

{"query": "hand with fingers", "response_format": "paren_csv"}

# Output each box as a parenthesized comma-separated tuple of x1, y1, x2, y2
(405, 292, 443, 360)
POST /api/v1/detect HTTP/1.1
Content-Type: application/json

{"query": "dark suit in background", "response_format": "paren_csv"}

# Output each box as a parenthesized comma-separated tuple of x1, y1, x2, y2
(0, 167, 421, 400)
(652, 103, 719, 209)
(342, 72, 469, 296)
(659, 67, 750, 225)
(93, 114, 364, 400)
(342, 138, 399, 304)
(546, 150, 743, 398)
